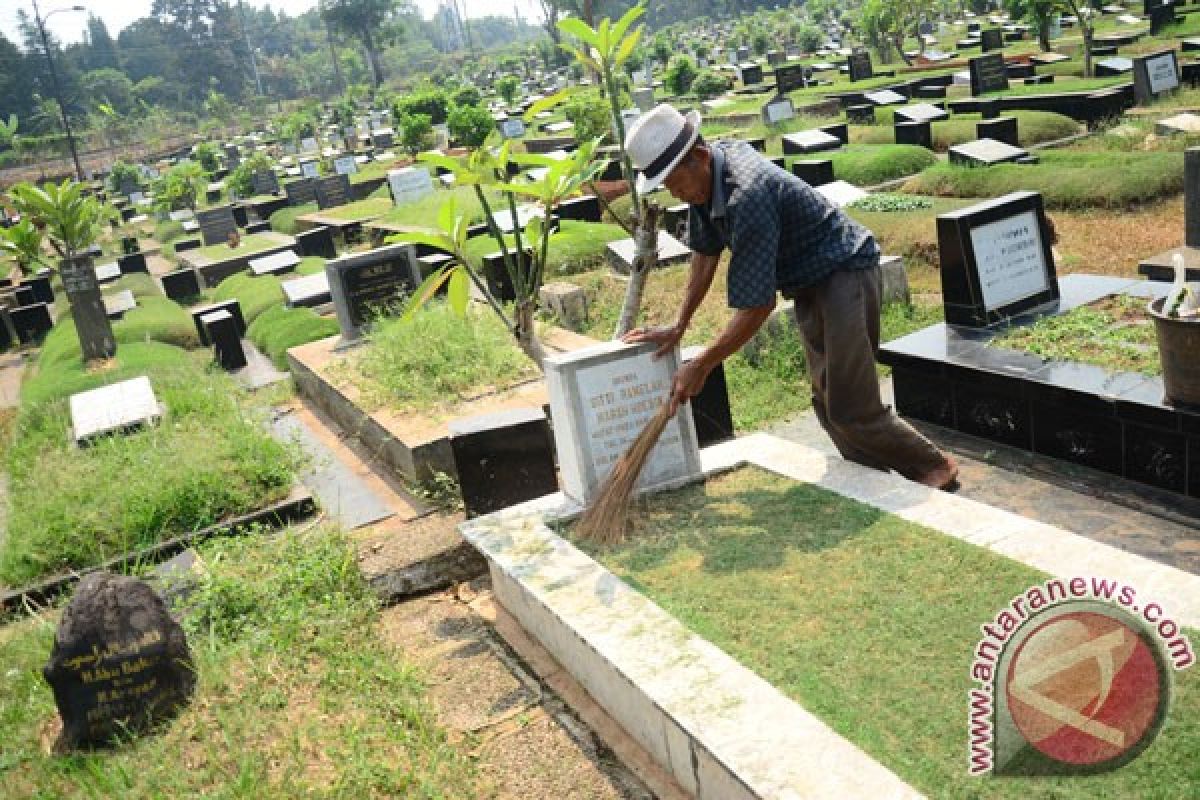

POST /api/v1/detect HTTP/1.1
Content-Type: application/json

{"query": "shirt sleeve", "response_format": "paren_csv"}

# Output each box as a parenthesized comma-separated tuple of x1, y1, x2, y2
(684, 204, 724, 257)
(726, 194, 780, 308)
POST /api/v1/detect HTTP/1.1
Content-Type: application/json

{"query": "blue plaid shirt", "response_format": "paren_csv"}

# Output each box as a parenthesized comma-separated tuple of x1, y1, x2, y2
(684, 140, 879, 308)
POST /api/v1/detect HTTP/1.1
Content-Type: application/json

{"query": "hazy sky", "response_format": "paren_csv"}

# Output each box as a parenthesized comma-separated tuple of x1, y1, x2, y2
(1, 1, 542, 48)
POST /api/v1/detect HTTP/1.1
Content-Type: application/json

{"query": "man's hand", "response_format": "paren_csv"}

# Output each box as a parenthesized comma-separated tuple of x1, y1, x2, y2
(667, 358, 712, 416)
(622, 324, 684, 359)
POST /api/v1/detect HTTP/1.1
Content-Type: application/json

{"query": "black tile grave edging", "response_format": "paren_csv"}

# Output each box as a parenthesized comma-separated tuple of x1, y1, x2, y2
(194, 241, 298, 288)
(880, 278, 1200, 508)
(0, 489, 317, 618)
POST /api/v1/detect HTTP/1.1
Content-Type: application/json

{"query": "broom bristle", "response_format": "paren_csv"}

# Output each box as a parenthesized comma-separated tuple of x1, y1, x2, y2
(576, 402, 674, 546)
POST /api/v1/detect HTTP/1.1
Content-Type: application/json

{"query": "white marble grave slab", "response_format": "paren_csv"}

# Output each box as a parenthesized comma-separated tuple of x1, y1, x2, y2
(282, 271, 331, 308)
(103, 289, 136, 318)
(249, 249, 301, 276)
(893, 103, 950, 123)
(70, 376, 162, 444)
(864, 89, 907, 106)
(816, 180, 869, 208)
(94, 261, 121, 284)
(1156, 112, 1200, 135)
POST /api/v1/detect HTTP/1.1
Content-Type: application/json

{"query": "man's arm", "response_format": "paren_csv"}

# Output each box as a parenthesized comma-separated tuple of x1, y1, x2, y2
(623, 250, 720, 356)
(667, 304, 772, 415)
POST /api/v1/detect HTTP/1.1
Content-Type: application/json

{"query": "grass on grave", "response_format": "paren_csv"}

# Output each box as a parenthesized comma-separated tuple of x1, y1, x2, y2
(2, 342, 297, 586)
(40, 292, 199, 369)
(317, 196, 395, 223)
(995, 292, 1160, 375)
(0, 525, 480, 798)
(207, 256, 327, 327)
(374, 185, 490, 229)
(854, 110, 1080, 151)
(462, 220, 629, 277)
(268, 202, 315, 235)
(782, 144, 938, 186)
(345, 302, 539, 414)
(905, 149, 1184, 209)
(248, 305, 341, 370)
(195, 233, 287, 262)
(574, 466, 1200, 800)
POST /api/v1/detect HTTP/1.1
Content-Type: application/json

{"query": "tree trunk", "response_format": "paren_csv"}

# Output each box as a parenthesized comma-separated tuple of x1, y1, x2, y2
(1082, 25, 1093, 78)
(613, 204, 661, 338)
(514, 301, 546, 369)
(361, 27, 384, 87)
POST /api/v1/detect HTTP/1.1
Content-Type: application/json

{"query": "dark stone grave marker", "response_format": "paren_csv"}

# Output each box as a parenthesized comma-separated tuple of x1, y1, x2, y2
(847, 50, 874, 82)
(285, 178, 316, 206)
(10, 303, 53, 343)
(978, 116, 1019, 147)
(43, 573, 195, 750)
(969, 52, 1009, 95)
(60, 255, 115, 361)
(556, 194, 602, 223)
(1133, 50, 1180, 105)
(791, 159, 835, 186)
(775, 64, 808, 94)
(251, 169, 280, 196)
(448, 407, 558, 518)
(282, 272, 331, 308)
(190, 299, 245, 346)
(20, 275, 54, 305)
(935, 190, 1060, 327)
(325, 243, 421, 339)
(196, 206, 238, 247)
(847, 104, 876, 124)
(895, 120, 934, 149)
(313, 174, 352, 210)
(948, 137, 1029, 166)
(893, 103, 949, 123)
(174, 238, 201, 253)
(1095, 57, 1134, 77)
(297, 226, 337, 259)
(161, 268, 201, 302)
(682, 345, 735, 447)
(117, 252, 148, 274)
(981, 28, 1004, 52)
(202, 310, 247, 370)
(739, 63, 764, 85)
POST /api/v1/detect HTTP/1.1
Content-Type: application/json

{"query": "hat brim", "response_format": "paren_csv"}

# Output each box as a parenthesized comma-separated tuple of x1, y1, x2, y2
(635, 109, 702, 195)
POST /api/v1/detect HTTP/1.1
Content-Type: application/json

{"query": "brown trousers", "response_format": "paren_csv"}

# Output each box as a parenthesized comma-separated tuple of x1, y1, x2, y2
(789, 264, 946, 479)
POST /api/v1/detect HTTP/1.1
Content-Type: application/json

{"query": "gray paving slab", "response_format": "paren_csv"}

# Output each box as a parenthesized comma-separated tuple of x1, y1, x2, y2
(234, 339, 288, 390)
(270, 409, 395, 531)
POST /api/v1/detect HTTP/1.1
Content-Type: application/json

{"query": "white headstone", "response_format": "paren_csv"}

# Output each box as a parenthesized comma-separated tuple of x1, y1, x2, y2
(69, 376, 162, 444)
(334, 155, 358, 176)
(300, 160, 320, 179)
(500, 118, 526, 139)
(545, 341, 702, 505)
(386, 167, 434, 206)
(300, 137, 319, 153)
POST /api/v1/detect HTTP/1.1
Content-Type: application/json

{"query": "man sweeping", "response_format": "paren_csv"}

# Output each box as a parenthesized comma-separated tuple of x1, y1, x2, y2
(621, 104, 960, 491)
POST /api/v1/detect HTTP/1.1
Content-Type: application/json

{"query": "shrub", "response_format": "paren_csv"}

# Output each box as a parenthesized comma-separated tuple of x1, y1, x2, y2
(396, 89, 450, 125)
(152, 162, 205, 212)
(247, 304, 340, 369)
(226, 152, 275, 199)
(691, 68, 731, 100)
(193, 142, 221, 175)
(794, 24, 823, 53)
(562, 90, 612, 144)
(107, 160, 142, 193)
(665, 55, 698, 96)
(494, 75, 521, 107)
(447, 104, 494, 149)
(398, 112, 434, 157)
(451, 85, 482, 109)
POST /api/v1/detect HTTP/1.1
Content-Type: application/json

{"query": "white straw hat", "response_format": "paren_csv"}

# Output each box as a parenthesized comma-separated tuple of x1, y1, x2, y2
(624, 104, 702, 194)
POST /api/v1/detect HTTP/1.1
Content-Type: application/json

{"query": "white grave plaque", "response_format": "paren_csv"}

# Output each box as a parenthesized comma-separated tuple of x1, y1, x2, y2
(300, 160, 320, 179)
(69, 375, 162, 444)
(334, 155, 358, 175)
(968, 210, 1050, 311)
(764, 97, 796, 123)
(300, 137, 319, 153)
(545, 341, 702, 505)
(1147, 52, 1180, 94)
(387, 167, 434, 206)
(500, 118, 526, 139)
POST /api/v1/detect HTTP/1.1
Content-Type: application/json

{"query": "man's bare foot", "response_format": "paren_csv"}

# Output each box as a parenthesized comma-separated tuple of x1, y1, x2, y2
(917, 454, 960, 491)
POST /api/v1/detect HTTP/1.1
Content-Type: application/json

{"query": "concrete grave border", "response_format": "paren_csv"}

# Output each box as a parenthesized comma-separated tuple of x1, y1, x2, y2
(461, 432, 1200, 799)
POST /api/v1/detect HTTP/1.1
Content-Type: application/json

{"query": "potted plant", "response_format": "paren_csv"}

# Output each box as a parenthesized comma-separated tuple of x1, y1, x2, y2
(1148, 254, 1200, 406)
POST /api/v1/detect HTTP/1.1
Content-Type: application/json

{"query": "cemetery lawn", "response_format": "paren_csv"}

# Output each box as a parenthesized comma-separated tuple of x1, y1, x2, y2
(905, 150, 1183, 209)
(347, 303, 539, 413)
(581, 467, 1200, 799)
(0, 526, 479, 798)
(195, 232, 289, 261)
(248, 305, 340, 369)
(462, 220, 628, 276)
(855, 110, 1080, 151)
(995, 293, 1160, 375)
(1, 342, 298, 586)
(318, 196, 394, 222)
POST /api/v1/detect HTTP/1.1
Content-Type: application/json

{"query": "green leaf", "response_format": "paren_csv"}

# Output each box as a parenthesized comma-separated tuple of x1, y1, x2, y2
(610, 4, 646, 47)
(447, 265, 469, 317)
(419, 152, 465, 174)
(385, 229, 457, 255)
(523, 89, 572, 122)
(614, 27, 644, 68)
(557, 17, 599, 46)
(436, 197, 457, 235)
(559, 44, 600, 73)
(598, 17, 612, 57)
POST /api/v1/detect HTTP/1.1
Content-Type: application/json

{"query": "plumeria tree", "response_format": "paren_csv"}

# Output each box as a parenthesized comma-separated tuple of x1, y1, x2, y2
(386, 130, 605, 368)
(557, 3, 661, 337)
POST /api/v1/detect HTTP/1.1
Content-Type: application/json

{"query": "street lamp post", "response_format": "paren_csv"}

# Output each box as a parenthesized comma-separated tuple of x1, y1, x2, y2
(30, 0, 86, 182)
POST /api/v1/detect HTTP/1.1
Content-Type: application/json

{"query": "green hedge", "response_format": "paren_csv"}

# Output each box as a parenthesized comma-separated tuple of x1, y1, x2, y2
(904, 150, 1183, 209)
(4, 342, 296, 584)
(247, 305, 340, 369)
(37, 293, 200, 370)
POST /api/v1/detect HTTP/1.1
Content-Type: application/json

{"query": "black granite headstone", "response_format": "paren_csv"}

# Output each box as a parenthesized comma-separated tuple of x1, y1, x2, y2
(0, 309, 11, 351)
(202, 310, 247, 370)
(739, 63, 764, 85)
(556, 194, 602, 223)
(43, 572, 195, 750)
(820, 122, 849, 145)
(448, 407, 558, 518)
(981, 28, 1004, 52)
(251, 169, 280, 196)
(936, 191, 1060, 327)
(1133, 50, 1180, 105)
(284, 178, 317, 207)
(190, 300, 246, 346)
(791, 159, 836, 186)
(314, 174, 353, 210)
(482, 249, 532, 304)
(682, 345, 735, 448)
(10, 303, 52, 343)
(325, 244, 421, 337)
(847, 50, 874, 82)
(59, 255, 115, 361)
(847, 104, 876, 124)
(161, 268, 202, 303)
(20, 275, 54, 305)
(117, 252, 148, 274)
(895, 120, 934, 149)
(969, 53, 1009, 96)
(977, 116, 1019, 147)
(297, 226, 337, 259)
(244, 220, 271, 235)
(775, 64, 808, 94)
(174, 238, 202, 253)
(196, 206, 238, 247)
